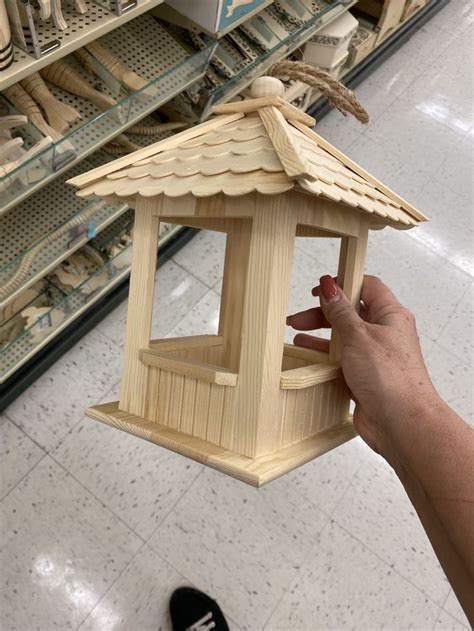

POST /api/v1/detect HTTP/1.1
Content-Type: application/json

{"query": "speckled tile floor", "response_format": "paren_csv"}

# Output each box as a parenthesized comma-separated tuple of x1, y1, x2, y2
(1, 3, 473, 629)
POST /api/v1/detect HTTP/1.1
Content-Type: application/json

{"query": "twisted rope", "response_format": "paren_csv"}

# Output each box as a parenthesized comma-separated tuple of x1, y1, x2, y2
(270, 60, 369, 124)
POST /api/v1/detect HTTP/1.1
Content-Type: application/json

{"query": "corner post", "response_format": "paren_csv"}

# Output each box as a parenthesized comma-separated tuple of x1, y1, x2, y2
(329, 216, 369, 362)
(119, 197, 160, 417)
(231, 197, 296, 458)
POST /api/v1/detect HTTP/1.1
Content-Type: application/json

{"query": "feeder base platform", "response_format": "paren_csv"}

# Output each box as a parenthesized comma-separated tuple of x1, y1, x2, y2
(86, 401, 357, 487)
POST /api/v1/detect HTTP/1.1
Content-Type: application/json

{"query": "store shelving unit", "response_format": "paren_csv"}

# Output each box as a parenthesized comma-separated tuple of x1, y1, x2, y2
(0, 0, 166, 90)
(0, 0, 450, 409)
(1, 16, 215, 213)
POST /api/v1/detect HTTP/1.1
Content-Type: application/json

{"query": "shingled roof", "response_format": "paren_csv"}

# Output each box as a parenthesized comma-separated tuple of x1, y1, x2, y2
(68, 82, 427, 229)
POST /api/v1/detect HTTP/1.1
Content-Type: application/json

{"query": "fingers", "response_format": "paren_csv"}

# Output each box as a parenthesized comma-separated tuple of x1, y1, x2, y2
(360, 275, 405, 324)
(319, 275, 365, 340)
(286, 306, 330, 331)
(293, 333, 330, 352)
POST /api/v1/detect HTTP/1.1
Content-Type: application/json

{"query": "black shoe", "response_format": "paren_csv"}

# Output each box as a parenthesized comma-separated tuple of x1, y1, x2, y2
(169, 586, 229, 631)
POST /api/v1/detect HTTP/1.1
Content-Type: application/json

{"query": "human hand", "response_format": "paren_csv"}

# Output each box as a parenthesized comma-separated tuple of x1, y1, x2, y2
(286, 275, 439, 460)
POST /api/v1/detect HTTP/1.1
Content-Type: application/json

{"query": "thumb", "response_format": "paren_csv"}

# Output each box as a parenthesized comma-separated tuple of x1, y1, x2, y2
(319, 275, 364, 341)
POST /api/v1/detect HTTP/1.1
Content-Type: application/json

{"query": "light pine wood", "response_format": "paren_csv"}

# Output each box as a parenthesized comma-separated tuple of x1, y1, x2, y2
(68, 113, 245, 188)
(20, 72, 81, 133)
(232, 198, 296, 458)
(280, 363, 342, 389)
(0, 0, 13, 70)
(258, 105, 314, 180)
(402, 0, 426, 21)
(86, 40, 148, 92)
(212, 95, 315, 126)
(51, 0, 68, 30)
(40, 60, 117, 112)
(119, 197, 159, 417)
(140, 348, 238, 386)
(218, 217, 252, 372)
(290, 120, 428, 223)
(4, 83, 64, 142)
(329, 217, 369, 362)
(87, 401, 356, 487)
(149, 335, 223, 353)
(283, 344, 329, 365)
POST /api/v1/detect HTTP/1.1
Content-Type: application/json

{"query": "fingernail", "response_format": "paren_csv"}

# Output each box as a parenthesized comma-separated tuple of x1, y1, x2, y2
(320, 275, 340, 304)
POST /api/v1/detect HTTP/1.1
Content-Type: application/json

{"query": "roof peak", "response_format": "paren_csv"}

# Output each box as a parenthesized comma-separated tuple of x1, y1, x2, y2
(211, 75, 315, 127)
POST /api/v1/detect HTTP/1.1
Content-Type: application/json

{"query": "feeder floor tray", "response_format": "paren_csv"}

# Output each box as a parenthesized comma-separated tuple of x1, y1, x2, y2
(87, 401, 356, 486)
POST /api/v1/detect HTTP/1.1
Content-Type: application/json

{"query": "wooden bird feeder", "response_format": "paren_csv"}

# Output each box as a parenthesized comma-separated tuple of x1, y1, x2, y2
(68, 77, 427, 487)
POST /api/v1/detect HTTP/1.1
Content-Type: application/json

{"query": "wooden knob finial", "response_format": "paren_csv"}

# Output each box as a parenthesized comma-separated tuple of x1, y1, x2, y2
(251, 76, 285, 99)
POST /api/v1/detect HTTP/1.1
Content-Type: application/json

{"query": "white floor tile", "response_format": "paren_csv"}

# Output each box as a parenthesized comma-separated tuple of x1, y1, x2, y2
(433, 608, 469, 631)
(435, 133, 474, 204)
(438, 282, 474, 363)
(4, 329, 123, 452)
(443, 590, 471, 629)
(285, 436, 370, 517)
(425, 0, 473, 37)
(165, 289, 221, 338)
(332, 450, 451, 606)
(172, 229, 227, 288)
(266, 520, 441, 630)
(406, 181, 473, 277)
(78, 545, 184, 631)
(53, 416, 202, 540)
(0, 415, 44, 499)
(148, 469, 328, 630)
(425, 343, 473, 425)
(0, 457, 141, 631)
(97, 258, 210, 346)
(366, 230, 471, 340)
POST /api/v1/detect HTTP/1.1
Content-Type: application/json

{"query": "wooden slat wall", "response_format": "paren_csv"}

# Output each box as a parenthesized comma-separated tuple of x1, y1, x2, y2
(143, 364, 230, 446)
(279, 377, 348, 449)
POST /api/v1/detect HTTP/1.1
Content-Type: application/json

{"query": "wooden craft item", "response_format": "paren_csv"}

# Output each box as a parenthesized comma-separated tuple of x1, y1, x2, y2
(74, 0, 87, 14)
(1, 284, 44, 345)
(0, 0, 14, 70)
(40, 60, 117, 112)
(21, 72, 82, 133)
(21, 304, 65, 343)
(73, 46, 95, 77)
(4, 82, 62, 141)
(0, 135, 23, 154)
(0, 113, 28, 134)
(85, 40, 148, 92)
(4, 0, 25, 47)
(67, 75, 428, 487)
(37, 0, 51, 20)
(51, 0, 67, 30)
(0, 136, 51, 190)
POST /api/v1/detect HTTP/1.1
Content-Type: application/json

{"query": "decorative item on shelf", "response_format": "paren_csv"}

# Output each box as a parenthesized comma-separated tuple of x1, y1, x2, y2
(40, 59, 118, 113)
(106, 230, 133, 270)
(51, 0, 68, 30)
(5, 0, 60, 59)
(0, 135, 51, 190)
(74, 0, 88, 15)
(273, 0, 313, 27)
(102, 132, 141, 156)
(303, 10, 358, 71)
(401, 0, 426, 22)
(347, 23, 377, 67)
(21, 302, 65, 343)
(20, 72, 82, 133)
(259, 5, 296, 39)
(158, 0, 270, 37)
(239, 14, 283, 51)
(226, 28, 260, 63)
(48, 248, 108, 295)
(0, 0, 14, 70)
(356, 0, 405, 43)
(36, 0, 51, 20)
(4, 82, 76, 168)
(1, 282, 45, 346)
(67, 73, 428, 487)
(84, 40, 149, 93)
(0, 200, 100, 304)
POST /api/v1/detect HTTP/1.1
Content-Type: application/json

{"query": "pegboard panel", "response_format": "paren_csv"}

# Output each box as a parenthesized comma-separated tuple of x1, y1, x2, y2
(0, 0, 165, 90)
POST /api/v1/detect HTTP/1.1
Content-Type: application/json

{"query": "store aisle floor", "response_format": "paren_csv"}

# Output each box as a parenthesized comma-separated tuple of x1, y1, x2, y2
(1, 2, 473, 629)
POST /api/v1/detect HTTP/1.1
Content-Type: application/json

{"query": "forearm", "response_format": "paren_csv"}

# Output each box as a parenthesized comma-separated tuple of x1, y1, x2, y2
(385, 397, 474, 621)
(393, 456, 474, 624)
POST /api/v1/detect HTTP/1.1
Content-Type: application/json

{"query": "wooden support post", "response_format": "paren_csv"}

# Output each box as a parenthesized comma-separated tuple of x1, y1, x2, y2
(329, 216, 369, 362)
(119, 197, 160, 417)
(232, 198, 297, 458)
(219, 218, 252, 372)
